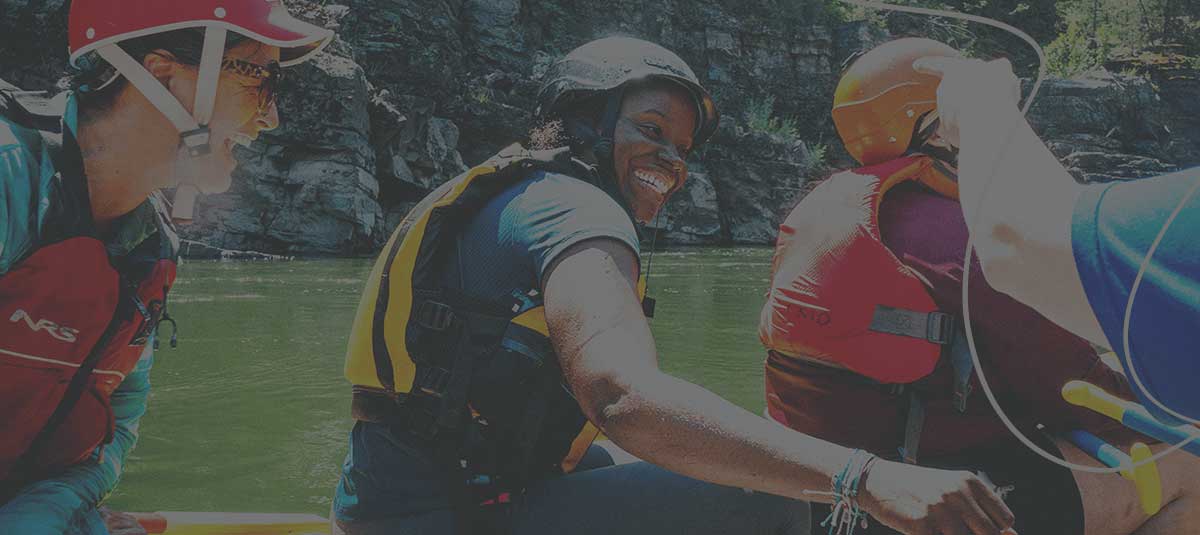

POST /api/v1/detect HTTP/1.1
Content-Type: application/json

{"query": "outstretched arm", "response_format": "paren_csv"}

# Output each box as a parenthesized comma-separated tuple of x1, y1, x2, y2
(915, 56, 1109, 346)
(543, 237, 1016, 535)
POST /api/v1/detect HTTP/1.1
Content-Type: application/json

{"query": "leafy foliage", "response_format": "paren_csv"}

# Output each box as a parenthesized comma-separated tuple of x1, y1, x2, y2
(745, 95, 799, 140)
(825, 0, 1199, 78)
(1046, 0, 1200, 76)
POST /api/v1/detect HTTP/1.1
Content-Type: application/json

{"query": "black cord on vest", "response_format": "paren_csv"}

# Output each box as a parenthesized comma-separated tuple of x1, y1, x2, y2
(641, 211, 661, 318)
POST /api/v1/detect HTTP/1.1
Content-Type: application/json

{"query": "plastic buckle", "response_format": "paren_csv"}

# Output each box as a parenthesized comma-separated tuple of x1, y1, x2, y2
(925, 312, 955, 345)
(415, 366, 451, 398)
(179, 126, 212, 158)
(416, 300, 456, 331)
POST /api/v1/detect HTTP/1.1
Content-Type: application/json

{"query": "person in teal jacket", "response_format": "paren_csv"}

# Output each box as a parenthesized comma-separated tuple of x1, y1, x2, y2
(0, 2, 332, 533)
(0, 90, 163, 534)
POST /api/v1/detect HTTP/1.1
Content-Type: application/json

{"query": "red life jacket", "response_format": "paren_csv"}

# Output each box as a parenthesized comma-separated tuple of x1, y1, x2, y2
(0, 89, 179, 488)
(761, 155, 1139, 461)
(760, 155, 960, 383)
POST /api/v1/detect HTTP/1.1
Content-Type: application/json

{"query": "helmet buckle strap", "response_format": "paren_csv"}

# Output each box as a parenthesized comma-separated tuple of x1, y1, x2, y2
(95, 43, 200, 137)
(179, 126, 212, 157)
(191, 26, 226, 129)
(591, 88, 630, 214)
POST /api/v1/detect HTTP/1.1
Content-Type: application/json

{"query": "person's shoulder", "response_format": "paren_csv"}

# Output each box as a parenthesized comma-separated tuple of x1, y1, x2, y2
(508, 170, 633, 235)
(0, 115, 31, 155)
(1075, 167, 1200, 237)
(0, 109, 52, 272)
(524, 169, 618, 206)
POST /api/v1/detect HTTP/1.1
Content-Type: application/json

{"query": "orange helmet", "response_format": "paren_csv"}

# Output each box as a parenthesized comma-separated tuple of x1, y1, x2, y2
(832, 38, 961, 166)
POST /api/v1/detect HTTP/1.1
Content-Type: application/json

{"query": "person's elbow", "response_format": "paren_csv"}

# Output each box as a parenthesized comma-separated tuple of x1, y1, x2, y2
(572, 370, 632, 430)
(570, 367, 660, 438)
(972, 220, 1029, 299)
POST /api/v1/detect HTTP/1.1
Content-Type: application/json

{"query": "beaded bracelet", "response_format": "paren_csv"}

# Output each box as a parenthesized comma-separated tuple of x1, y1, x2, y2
(817, 449, 880, 535)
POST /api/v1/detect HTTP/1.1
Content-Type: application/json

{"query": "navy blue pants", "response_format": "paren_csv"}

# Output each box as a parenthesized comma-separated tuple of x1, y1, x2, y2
(332, 422, 810, 535)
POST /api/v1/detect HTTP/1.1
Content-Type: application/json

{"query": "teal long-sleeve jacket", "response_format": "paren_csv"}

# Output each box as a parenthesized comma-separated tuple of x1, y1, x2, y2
(1, 91, 160, 534)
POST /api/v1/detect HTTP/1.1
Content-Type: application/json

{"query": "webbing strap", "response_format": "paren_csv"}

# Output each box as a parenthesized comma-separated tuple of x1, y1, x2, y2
(192, 27, 227, 128)
(899, 390, 926, 464)
(511, 366, 557, 489)
(947, 327, 976, 414)
(869, 306, 956, 345)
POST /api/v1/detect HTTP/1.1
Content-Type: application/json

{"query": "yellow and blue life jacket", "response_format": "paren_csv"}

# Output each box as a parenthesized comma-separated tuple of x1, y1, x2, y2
(344, 144, 646, 490)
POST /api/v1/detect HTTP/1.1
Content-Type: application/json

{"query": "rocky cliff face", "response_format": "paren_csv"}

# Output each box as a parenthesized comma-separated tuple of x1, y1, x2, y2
(3, 1, 1198, 255)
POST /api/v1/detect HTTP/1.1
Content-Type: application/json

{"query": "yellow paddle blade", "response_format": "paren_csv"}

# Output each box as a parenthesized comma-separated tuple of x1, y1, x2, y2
(133, 512, 329, 535)
(1129, 443, 1164, 516)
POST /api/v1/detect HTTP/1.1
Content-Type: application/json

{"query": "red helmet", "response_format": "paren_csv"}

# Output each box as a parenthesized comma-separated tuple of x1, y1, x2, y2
(67, 1, 335, 219)
(69, 0, 333, 67)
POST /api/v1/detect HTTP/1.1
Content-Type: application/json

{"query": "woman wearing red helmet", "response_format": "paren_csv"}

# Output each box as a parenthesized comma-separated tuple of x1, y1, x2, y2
(0, 2, 330, 533)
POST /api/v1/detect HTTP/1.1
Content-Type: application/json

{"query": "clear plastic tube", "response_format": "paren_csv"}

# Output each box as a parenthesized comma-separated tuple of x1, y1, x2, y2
(839, 0, 1197, 473)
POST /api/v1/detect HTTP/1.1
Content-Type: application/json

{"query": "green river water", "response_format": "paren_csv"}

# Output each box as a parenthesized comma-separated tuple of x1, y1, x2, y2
(105, 247, 776, 516)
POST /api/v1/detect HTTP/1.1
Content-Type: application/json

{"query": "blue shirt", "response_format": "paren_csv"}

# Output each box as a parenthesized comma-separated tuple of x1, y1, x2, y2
(449, 170, 640, 298)
(335, 169, 639, 522)
(1072, 168, 1200, 424)
(0, 93, 156, 535)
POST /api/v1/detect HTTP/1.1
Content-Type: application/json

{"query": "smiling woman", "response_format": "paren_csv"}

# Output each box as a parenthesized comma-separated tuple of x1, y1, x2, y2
(530, 78, 697, 223)
(331, 35, 1017, 535)
(612, 80, 697, 223)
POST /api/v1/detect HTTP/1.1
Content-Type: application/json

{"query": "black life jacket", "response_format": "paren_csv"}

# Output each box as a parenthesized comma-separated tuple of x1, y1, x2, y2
(344, 144, 649, 493)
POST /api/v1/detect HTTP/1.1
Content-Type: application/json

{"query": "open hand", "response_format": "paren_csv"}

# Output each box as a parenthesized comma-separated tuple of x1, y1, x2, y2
(100, 507, 148, 535)
(912, 56, 1022, 148)
(860, 460, 1017, 535)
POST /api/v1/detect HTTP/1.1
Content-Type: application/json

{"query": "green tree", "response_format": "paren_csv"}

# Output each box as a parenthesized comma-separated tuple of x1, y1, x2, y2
(858, 0, 1061, 74)
(1045, 0, 1200, 76)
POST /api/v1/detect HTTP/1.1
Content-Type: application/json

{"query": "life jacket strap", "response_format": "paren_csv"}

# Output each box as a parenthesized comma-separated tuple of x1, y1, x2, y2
(897, 321, 978, 465)
(899, 390, 926, 464)
(869, 306, 956, 345)
(947, 327, 976, 414)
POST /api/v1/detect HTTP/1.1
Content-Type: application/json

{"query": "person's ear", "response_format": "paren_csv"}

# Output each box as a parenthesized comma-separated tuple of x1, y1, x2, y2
(564, 115, 601, 145)
(142, 50, 182, 85)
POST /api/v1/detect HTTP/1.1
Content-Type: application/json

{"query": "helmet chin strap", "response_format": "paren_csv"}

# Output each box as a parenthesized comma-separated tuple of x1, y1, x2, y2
(586, 87, 658, 313)
(94, 25, 228, 223)
(591, 87, 629, 210)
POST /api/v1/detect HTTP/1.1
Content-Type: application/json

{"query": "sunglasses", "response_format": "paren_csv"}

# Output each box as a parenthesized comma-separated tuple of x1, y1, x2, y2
(220, 57, 282, 115)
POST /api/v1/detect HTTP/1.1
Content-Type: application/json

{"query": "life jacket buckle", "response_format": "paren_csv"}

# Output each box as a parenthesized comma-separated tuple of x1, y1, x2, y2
(925, 312, 955, 345)
(415, 366, 452, 398)
(417, 300, 457, 331)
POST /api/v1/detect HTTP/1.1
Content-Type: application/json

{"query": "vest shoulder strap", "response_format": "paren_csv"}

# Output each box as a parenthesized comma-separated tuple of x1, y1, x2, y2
(0, 82, 65, 134)
(147, 192, 182, 261)
(0, 84, 95, 248)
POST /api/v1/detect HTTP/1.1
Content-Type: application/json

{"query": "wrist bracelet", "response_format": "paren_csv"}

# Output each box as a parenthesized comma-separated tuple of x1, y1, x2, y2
(820, 449, 878, 535)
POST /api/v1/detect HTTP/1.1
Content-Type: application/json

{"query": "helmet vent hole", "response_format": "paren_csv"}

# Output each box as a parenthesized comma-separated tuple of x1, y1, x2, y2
(86, 28, 96, 39)
(214, 7, 227, 18)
